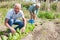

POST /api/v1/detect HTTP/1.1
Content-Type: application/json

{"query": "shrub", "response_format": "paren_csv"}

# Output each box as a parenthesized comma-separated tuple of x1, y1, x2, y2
(40, 2, 46, 10)
(55, 13, 60, 18)
(22, 2, 33, 10)
(50, 2, 57, 11)
(45, 11, 55, 19)
(0, 1, 15, 8)
(38, 11, 55, 19)
(38, 11, 46, 18)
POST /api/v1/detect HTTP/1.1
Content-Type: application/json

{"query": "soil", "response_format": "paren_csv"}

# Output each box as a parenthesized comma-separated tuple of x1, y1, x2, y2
(0, 19, 60, 40)
(21, 19, 60, 40)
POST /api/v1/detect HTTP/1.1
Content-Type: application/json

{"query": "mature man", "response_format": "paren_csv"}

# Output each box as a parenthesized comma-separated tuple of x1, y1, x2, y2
(5, 3, 26, 34)
(29, 3, 40, 20)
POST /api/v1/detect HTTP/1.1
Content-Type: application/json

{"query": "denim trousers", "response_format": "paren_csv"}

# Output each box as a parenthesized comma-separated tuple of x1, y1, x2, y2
(8, 19, 24, 30)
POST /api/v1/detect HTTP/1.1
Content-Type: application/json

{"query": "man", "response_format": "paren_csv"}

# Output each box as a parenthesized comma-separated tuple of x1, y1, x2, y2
(5, 3, 26, 34)
(29, 3, 40, 20)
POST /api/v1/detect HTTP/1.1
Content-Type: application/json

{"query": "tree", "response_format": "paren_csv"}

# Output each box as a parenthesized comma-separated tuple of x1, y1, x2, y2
(46, 0, 50, 11)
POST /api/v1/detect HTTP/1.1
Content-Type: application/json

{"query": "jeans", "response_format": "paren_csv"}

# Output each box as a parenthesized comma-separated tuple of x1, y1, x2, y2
(8, 19, 24, 30)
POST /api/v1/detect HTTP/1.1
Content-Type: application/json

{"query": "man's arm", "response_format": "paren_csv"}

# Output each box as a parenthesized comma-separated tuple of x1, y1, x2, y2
(36, 10, 38, 15)
(5, 18, 16, 34)
(20, 17, 26, 32)
(20, 10, 26, 32)
(23, 18, 26, 28)
(21, 18, 26, 32)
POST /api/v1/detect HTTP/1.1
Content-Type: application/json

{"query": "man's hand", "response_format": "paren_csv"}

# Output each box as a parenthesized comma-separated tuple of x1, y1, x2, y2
(20, 27, 25, 33)
(9, 27, 16, 34)
(5, 18, 16, 34)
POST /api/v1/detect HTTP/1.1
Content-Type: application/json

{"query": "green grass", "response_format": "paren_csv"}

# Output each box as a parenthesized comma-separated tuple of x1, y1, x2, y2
(0, 8, 10, 25)
(37, 11, 55, 19)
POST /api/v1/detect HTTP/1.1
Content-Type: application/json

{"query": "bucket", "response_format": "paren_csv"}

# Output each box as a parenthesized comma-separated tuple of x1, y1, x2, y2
(28, 19, 35, 24)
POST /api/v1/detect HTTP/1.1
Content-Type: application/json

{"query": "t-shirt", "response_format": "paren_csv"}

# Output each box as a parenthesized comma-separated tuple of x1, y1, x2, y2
(29, 4, 38, 14)
(6, 9, 24, 20)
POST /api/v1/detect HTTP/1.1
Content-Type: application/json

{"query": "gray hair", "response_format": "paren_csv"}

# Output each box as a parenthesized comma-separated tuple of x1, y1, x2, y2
(14, 3, 21, 8)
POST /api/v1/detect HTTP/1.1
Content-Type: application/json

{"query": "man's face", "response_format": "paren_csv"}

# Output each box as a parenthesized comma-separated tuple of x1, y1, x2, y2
(14, 6, 21, 13)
